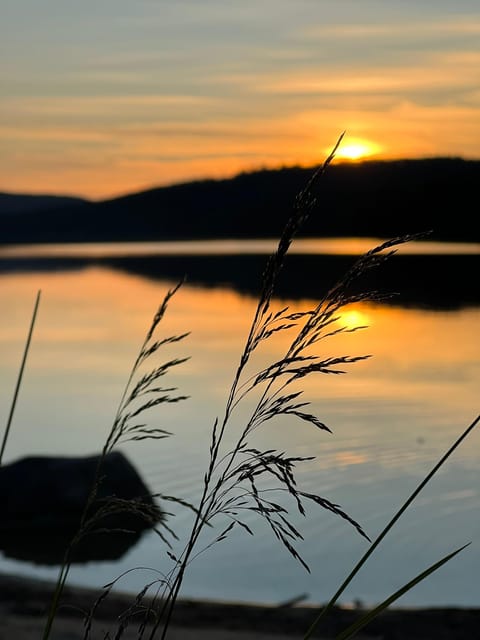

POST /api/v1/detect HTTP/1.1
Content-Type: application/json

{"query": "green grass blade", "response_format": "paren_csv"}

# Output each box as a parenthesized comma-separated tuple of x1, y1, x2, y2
(303, 413, 480, 640)
(335, 543, 470, 640)
(0, 289, 41, 465)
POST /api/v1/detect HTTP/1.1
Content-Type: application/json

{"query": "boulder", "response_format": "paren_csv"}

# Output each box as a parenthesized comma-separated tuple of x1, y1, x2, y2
(0, 450, 162, 564)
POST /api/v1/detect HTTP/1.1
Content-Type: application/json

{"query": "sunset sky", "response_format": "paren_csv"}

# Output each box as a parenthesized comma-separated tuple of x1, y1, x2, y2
(2, 0, 479, 200)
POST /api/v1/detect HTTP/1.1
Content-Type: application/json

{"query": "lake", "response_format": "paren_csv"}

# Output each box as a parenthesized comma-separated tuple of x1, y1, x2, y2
(0, 238, 479, 609)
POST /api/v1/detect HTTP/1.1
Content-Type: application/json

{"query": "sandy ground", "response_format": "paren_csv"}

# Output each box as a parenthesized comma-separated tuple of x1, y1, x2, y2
(1, 571, 480, 640)
(0, 614, 313, 640)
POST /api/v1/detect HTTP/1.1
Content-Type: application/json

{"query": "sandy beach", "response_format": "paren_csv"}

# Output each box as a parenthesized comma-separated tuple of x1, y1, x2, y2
(1, 572, 480, 640)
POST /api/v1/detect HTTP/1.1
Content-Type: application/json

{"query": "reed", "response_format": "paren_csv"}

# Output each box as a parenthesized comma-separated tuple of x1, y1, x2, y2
(0, 289, 41, 465)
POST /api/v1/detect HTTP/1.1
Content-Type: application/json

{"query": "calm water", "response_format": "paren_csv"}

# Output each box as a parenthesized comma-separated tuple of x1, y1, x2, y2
(0, 239, 479, 608)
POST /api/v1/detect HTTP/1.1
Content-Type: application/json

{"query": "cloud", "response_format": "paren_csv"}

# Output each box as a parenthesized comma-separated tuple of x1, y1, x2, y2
(301, 16, 480, 39)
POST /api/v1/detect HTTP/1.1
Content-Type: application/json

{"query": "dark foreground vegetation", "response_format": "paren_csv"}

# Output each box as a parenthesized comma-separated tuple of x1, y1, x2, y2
(1, 158, 479, 244)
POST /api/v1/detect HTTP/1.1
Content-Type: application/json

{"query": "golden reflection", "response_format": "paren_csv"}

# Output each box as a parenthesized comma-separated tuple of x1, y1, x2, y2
(1, 270, 477, 378)
(0, 268, 478, 452)
(338, 308, 370, 330)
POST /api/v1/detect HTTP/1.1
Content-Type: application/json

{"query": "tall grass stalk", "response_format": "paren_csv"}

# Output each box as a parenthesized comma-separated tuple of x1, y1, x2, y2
(43, 283, 190, 639)
(78, 135, 428, 640)
(0, 289, 41, 465)
(131, 133, 376, 639)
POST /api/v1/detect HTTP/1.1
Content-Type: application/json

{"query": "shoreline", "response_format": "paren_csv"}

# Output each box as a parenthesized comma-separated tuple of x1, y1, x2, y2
(1, 572, 480, 639)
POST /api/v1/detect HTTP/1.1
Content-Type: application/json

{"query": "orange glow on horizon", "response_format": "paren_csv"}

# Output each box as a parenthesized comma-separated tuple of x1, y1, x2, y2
(2, 99, 478, 200)
(334, 139, 381, 161)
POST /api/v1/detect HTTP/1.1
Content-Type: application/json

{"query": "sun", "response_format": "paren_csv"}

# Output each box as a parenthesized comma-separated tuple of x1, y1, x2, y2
(334, 139, 380, 162)
(339, 308, 370, 330)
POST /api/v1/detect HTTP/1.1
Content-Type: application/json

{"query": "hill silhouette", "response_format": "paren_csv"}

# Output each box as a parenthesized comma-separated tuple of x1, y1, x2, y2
(1, 158, 478, 244)
(0, 192, 88, 215)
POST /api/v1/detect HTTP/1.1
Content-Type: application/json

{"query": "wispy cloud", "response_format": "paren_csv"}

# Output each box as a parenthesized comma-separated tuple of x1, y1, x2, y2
(301, 17, 480, 39)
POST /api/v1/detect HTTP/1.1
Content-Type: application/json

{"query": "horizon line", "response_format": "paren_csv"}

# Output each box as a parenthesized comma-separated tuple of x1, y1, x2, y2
(1, 154, 477, 203)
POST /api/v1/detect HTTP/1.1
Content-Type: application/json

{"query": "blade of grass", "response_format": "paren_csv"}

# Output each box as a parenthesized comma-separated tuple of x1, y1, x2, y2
(303, 413, 480, 639)
(335, 543, 470, 640)
(0, 289, 41, 465)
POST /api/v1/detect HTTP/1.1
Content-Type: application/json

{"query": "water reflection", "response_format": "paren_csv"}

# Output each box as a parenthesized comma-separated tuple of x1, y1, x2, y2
(0, 243, 478, 310)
